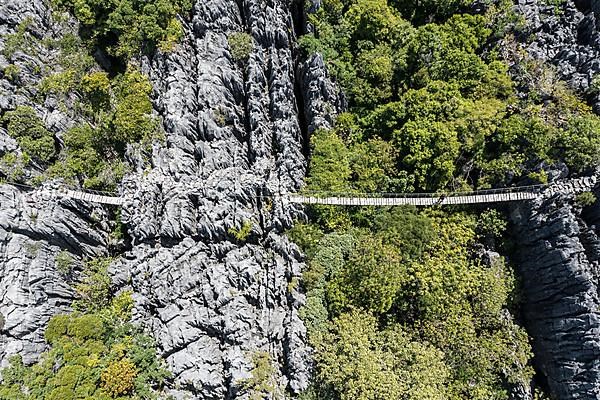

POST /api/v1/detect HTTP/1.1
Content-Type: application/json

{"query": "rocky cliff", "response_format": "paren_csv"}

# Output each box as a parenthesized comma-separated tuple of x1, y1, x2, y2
(510, 187, 600, 399)
(512, 0, 600, 109)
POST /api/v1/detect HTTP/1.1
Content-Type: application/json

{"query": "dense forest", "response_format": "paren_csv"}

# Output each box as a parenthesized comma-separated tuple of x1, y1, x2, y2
(292, 0, 600, 399)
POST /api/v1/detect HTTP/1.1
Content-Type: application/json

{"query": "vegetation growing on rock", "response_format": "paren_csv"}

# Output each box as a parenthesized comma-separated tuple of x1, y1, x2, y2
(300, 0, 600, 192)
(0, 258, 169, 399)
(52, 0, 192, 59)
(228, 32, 253, 64)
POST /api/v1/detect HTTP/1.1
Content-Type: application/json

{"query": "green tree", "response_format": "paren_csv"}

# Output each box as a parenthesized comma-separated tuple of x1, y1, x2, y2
(2, 106, 56, 165)
(312, 310, 449, 400)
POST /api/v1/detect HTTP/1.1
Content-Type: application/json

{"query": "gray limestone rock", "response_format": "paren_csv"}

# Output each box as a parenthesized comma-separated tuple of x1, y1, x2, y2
(511, 0, 600, 109)
(510, 189, 600, 399)
(0, 185, 108, 366)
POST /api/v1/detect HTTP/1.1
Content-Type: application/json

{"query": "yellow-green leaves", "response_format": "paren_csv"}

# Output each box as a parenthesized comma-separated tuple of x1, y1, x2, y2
(53, 0, 192, 59)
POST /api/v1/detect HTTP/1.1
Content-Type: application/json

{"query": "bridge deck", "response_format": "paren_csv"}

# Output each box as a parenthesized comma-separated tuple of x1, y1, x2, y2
(288, 191, 539, 206)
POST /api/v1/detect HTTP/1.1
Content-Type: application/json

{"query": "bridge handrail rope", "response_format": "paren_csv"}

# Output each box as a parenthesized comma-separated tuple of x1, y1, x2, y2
(259, 182, 552, 199)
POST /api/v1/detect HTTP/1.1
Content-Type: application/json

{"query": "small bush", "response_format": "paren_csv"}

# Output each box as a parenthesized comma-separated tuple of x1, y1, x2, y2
(0, 152, 28, 181)
(55, 250, 74, 275)
(67, 314, 105, 340)
(476, 209, 508, 239)
(240, 351, 282, 400)
(229, 220, 253, 242)
(3, 64, 20, 82)
(228, 32, 253, 64)
(2, 18, 33, 60)
(2, 106, 56, 164)
(576, 191, 597, 207)
(101, 359, 138, 396)
(73, 257, 112, 312)
(44, 314, 71, 343)
(80, 71, 111, 111)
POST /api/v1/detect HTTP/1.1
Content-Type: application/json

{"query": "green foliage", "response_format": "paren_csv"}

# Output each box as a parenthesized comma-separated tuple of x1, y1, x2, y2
(303, 0, 600, 192)
(558, 114, 600, 171)
(101, 359, 137, 396)
(2, 106, 57, 165)
(52, 0, 192, 59)
(228, 220, 254, 242)
(296, 212, 534, 400)
(42, 66, 159, 190)
(286, 223, 324, 259)
(311, 310, 449, 400)
(2, 18, 34, 60)
(228, 32, 253, 64)
(476, 209, 508, 240)
(80, 71, 111, 111)
(240, 352, 283, 400)
(73, 257, 113, 312)
(325, 209, 434, 316)
(0, 259, 169, 400)
(0, 152, 28, 182)
(3, 64, 20, 82)
(576, 191, 597, 207)
(55, 250, 75, 275)
(306, 129, 351, 192)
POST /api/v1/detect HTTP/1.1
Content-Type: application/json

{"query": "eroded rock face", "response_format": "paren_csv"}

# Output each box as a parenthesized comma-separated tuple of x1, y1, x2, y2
(114, 0, 345, 396)
(513, 0, 600, 109)
(510, 190, 600, 399)
(0, 0, 343, 397)
(0, 0, 111, 368)
(0, 185, 109, 366)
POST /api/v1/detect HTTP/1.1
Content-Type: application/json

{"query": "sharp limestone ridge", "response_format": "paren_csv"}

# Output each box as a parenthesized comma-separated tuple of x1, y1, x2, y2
(2, 175, 596, 207)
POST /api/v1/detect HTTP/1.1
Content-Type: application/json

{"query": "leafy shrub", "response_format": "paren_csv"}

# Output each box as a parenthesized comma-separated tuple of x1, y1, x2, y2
(228, 32, 253, 64)
(476, 209, 508, 239)
(73, 257, 112, 312)
(101, 359, 137, 396)
(81, 71, 111, 111)
(2, 106, 56, 165)
(240, 352, 282, 400)
(576, 191, 597, 207)
(228, 220, 254, 242)
(3, 64, 20, 82)
(0, 152, 28, 182)
(311, 310, 449, 400)
(55, 250, 74, 275)
(2, 18, 34, 60)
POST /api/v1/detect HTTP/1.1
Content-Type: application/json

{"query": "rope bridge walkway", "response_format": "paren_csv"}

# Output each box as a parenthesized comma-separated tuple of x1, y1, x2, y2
(1, 176, 597, 207)
(288, 175, 597, 206)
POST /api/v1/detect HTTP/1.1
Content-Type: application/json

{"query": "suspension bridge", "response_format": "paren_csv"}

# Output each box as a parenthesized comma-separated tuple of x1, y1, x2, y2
(1, 175, 596, 207)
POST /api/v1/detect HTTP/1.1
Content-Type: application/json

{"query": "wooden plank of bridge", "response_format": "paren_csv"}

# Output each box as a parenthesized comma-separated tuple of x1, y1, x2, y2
(287, 189, 546, 206)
